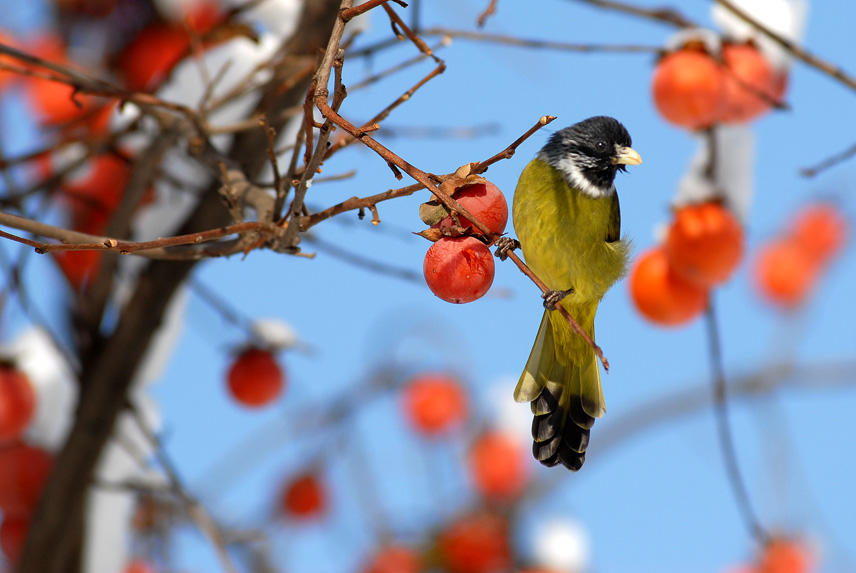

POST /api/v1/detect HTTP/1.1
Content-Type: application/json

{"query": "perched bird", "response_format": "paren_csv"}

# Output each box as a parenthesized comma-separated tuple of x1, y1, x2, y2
(512, 116, 641, 471)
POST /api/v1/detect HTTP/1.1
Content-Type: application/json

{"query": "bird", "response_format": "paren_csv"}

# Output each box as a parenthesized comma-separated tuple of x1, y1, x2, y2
(511, 116, 641, 471)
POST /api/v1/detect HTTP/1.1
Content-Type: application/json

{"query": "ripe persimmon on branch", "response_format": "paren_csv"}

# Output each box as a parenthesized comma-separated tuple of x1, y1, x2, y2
(1, 0, 853, 572)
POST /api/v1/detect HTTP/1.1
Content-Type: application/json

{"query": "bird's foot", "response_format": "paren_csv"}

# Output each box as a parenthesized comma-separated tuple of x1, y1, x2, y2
(542, 288, 573, 310)
(493, 237, 520, 261)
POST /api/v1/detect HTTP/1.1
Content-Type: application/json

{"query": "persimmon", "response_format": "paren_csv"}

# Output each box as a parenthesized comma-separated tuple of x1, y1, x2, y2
(117, 1, 223, 93)
(23, 37, 97, 125)
(117, 23, 191, 91)
(0, 444, 52, 516)
(362, 545, 421, 573)
(433, 181, 508, 238)
(403, 372, 468, 436)
(184, 0, 225, 33)
(54, 249, 102, 290)
(0, 364, 36, 443)
(0, 515, 28, 567)
(0, 32, 20, 93)
(652, 48, 725, 130)
(629, 247, 708, 326)
(124, 560, 156, 573)
(280, 473, 325, 519)
(791, 202, 848, 263)
(720, 42, 778, 123)
(759, 538, 810, 573)
(226, 348, 284, 407)
(61, 153, 133, 235)
(423, 237, 495, 304)
(469, 431, 527, 500)
(440, 511, 511, 573)
(56, 0, 118, 17)
(753, 238, 820, 308)
(665, 201, 744, 287)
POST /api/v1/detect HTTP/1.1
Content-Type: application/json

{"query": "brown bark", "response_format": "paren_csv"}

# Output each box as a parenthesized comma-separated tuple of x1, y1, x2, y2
(19, 2, 342, 571)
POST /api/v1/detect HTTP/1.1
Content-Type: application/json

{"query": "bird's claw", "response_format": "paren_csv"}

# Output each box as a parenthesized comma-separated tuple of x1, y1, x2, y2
(542, 288, 573, 310)
(494, 237, 520, 261)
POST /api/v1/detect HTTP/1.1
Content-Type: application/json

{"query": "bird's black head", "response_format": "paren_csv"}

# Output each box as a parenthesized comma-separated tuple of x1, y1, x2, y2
(538, 116, 641, 198)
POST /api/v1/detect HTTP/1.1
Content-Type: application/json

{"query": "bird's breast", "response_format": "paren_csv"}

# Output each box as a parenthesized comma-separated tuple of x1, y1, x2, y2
(512, 159, 628, 302)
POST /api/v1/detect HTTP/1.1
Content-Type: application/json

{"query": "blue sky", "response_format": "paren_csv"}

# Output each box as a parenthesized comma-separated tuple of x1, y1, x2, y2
(2, 0, 855, 572)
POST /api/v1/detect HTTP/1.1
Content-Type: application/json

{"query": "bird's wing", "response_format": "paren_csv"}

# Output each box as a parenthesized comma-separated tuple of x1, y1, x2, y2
(514, 311, 552, 403)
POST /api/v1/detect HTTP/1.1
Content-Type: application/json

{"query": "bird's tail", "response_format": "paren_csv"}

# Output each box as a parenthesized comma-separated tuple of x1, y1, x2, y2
(514, 305, 604, 471)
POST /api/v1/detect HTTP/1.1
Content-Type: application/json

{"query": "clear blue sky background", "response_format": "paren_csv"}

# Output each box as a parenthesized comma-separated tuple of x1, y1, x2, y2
(2, 1, 855, 572)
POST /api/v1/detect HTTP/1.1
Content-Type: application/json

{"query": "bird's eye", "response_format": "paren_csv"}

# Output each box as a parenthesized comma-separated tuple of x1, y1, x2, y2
(595, 141, 608, 153)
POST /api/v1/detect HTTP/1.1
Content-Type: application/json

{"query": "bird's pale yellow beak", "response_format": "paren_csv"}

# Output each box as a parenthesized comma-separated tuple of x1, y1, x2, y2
(614, 146, 642, 166)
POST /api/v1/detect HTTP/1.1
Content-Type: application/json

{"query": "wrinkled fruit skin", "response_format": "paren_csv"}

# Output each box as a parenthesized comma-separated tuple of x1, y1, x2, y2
(652, 49, 725, 130)
(424, 237, 495, 304)
(630, 247, 708, 326)
(435, 181, 508, 238)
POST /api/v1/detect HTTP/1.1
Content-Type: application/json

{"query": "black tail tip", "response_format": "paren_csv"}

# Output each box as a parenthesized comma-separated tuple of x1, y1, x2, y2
(536, 442, 586, 471)
(531, 420, 594, 472)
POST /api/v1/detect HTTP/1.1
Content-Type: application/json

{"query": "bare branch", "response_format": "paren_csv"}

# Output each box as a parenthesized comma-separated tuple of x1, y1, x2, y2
(800, 141, 856, 177)
(714, 0, 856, 93)
(421, 27, 662, 54)
(477, 0, 499, 28)
(566, 0, 695, 28)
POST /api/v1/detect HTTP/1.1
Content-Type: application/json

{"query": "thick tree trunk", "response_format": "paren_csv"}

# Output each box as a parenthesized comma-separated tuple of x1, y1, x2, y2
(20, 2, 342, 571)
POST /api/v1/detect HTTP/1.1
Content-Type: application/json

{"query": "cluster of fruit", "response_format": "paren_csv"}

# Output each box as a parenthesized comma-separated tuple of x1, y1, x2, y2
(0, 363, 51, 567)
(419, 176, 508, 304)
(632, 35, 849, 325)
(358, 371, 531, 573)
(753, 202, 848, 308)
(0, 1, 225, 291)
(652, 40, 784, 130)
(631, 201, 742, 325)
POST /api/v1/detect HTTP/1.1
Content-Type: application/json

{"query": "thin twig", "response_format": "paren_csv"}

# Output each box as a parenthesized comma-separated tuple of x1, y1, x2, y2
(299, 183, 423, 229)
(476, 0, 499, 27)
(473, 115, 556, 174)
(421, 27, 662, 54)
(306, 235, 423, 284)
(382, 2, 438, 62)
(714, 0, 856, 93)
(0, 212, 281, 257)
(567, 0, 695, 28)
(259, 115, 285, 202)
(129, 407, 240, 573)
(705, 299, 769, 544)
(188, 278, 256, 336)
(800, 141, 856, 178)
(341, 0, 405, 22)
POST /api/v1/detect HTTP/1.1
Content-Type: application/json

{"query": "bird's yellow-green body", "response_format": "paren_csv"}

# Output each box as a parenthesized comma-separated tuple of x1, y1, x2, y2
(513, 158, 629, 447)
